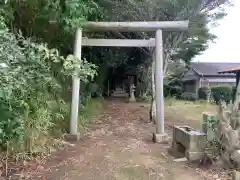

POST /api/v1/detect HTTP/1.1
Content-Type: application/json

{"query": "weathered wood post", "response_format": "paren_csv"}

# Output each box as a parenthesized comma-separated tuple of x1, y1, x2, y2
(67, 28, 82, 140)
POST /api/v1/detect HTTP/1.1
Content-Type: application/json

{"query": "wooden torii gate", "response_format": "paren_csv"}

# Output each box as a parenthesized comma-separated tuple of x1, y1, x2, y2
(68, 21, 189, 142)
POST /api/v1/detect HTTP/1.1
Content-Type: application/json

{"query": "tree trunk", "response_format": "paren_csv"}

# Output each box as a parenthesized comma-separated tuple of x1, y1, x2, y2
(149, 57, 156, 124)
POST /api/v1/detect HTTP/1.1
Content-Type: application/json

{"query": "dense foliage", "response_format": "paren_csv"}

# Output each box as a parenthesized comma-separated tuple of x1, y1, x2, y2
(0, 9, 97, 153)
(211, 86, 233, 103)
(198, 86, 236, 103)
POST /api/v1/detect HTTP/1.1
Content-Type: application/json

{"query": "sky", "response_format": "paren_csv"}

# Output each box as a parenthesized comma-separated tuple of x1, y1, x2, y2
(193, 0, 240, 63)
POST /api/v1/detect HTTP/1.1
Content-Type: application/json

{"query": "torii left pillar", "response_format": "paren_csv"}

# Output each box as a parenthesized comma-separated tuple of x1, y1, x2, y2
(65, 29, 82, 141)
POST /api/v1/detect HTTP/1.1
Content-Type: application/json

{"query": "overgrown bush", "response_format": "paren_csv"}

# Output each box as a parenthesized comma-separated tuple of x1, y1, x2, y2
(0, 21, 97, 154)
(180, 92, 197, 101)
(137, 94, 151, 102)
(87, 82, 102, 97)
(136, 82, 151, 98)
(211, 86, 232, 103)
(164, 85, 182, 98)
(198, 87, 211, 100)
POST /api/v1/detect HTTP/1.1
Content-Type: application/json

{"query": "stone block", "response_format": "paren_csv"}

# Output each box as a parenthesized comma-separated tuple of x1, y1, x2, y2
(172, 126, 207, 161)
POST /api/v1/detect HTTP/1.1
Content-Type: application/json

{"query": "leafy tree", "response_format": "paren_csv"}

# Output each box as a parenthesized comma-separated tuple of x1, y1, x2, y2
(100, 0, 231, 122)
(8, 0, 103, 50)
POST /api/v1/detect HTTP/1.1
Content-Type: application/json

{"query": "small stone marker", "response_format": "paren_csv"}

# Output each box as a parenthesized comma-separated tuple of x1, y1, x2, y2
(129, 84, 136, 102)
(202, 113, 217, 141)
(232, 171, 240, 180)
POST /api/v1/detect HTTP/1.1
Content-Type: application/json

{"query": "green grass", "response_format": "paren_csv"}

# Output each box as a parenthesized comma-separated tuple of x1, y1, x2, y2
(164, 98, 217, 128)
(78, 97, 104, 132)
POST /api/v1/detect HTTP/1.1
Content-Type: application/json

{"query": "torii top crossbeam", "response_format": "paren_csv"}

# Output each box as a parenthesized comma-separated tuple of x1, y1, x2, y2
(81, 21, 189, 32)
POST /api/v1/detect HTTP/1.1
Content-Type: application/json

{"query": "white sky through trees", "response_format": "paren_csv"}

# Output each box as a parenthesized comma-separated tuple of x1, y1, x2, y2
(193, 0, 240, 62)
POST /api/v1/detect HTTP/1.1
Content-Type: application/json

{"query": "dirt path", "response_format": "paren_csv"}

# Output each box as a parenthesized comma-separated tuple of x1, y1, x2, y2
(31, 99, 209, 180)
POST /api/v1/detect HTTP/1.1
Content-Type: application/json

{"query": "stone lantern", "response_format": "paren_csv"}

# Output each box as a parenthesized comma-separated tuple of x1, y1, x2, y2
(129, 77, 136, 102)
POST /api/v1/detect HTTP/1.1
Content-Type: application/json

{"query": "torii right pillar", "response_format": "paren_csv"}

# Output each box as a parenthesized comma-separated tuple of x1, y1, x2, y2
(152, 29, 168, 143)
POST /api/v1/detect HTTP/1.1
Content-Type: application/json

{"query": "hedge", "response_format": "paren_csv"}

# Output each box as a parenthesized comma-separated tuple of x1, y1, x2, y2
(211, 86, 233, 103)
(198, 85, 235, 103)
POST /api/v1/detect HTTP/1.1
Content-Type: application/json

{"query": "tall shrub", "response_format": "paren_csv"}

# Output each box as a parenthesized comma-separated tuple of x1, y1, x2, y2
(211, 86, 232, 103)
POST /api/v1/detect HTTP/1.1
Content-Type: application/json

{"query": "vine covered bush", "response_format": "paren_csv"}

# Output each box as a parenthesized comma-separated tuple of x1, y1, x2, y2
(0, 19, 97, 153)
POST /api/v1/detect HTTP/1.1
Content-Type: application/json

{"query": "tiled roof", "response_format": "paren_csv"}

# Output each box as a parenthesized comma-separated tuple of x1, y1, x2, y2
(218, 65, 240, 74)
(191, 62, 240, 76)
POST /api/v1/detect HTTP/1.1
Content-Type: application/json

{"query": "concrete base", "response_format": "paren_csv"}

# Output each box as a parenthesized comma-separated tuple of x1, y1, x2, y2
(152, 133, 169, 143)
(128, 96, 136, 102)
(64, 133, 80, 141)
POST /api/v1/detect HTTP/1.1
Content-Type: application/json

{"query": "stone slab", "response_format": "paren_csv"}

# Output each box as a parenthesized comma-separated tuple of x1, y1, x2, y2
(64, 133, 80, 141)
(152, 133, 169, 143)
